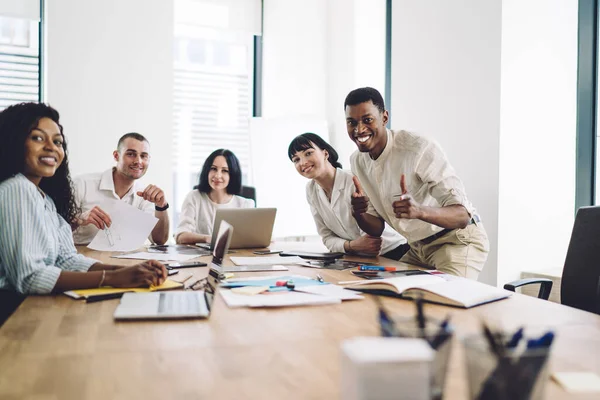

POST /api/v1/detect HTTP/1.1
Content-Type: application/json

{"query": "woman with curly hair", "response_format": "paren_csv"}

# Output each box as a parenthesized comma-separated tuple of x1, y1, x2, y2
(0, 103, 167, 325)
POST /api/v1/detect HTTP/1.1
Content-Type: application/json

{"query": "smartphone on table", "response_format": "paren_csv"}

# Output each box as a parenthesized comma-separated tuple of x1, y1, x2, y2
(253, 250, 282, 255)
(164, 261, 208, 269)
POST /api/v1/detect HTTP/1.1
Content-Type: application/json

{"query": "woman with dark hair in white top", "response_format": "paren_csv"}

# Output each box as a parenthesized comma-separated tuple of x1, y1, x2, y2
(175, 149, 254, 244)
(288, 133, 408, 258)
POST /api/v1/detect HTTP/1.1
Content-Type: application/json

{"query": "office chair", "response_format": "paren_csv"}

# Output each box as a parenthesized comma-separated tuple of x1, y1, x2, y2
(240, 185, 256, 206)
(504, 206, 600, 315)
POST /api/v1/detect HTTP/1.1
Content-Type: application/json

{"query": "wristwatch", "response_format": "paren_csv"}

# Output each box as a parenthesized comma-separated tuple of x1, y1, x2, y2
(155, 203, 169, 211)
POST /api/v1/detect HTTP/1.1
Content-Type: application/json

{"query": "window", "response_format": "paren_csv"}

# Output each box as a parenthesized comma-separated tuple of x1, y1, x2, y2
(172, 0, 259, 226)
(0, 15, 40, 110)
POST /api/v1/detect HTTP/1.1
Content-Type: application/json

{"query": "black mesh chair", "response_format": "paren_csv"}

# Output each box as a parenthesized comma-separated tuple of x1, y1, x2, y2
(504, 206, 600, 315)
(240, 185, 256, 206)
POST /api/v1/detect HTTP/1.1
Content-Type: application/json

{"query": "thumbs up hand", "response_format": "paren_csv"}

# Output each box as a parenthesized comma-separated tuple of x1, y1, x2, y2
(392, 174, 422, 220)
(351, 176, 370, 219)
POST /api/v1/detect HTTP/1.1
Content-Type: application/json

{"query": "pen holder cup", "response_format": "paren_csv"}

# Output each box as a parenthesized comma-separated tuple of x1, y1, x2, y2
(462, 335, 551, 400)
(387, 317, 453, 400)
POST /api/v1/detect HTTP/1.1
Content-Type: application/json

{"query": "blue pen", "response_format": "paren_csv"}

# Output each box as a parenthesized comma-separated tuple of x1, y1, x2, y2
(359, 265, 397, 272)
(526, 331, 555, 349)
(506, 327, 524, 349)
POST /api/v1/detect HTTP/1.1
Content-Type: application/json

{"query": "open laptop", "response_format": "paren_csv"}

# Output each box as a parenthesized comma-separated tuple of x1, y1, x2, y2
(113, 221, 233, 320)
(198, 208, 277, 250)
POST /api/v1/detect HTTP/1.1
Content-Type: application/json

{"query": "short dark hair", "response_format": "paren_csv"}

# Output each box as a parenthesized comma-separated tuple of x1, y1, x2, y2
(117, 132, 149, 152)
(0, 102, 80, 226)
(344, 87, 386, 113)
(287, 133, 342, 169)
(195, 149, 243, 195)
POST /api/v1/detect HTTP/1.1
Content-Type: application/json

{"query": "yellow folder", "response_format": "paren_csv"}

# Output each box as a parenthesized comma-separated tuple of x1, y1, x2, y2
(63, 279, 184, 300)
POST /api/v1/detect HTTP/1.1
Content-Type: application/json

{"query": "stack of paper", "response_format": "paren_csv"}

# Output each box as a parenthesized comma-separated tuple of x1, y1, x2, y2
(219, 275, 363, 308)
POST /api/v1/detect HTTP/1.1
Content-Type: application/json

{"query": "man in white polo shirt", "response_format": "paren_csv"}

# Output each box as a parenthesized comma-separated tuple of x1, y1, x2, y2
(345, 87, 489, 279)
(72, 133, 170, 245)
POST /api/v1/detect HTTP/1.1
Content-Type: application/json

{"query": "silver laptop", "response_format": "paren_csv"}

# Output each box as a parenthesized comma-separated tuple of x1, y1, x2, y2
(113, 222, 234, 320)
(204, 208, 277, 250)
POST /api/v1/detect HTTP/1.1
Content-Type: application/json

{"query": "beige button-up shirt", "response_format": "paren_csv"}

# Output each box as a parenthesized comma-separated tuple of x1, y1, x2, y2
(306, 168, 406, 254)
(72, 168, 154, 244)
(350, 129, 476, 243)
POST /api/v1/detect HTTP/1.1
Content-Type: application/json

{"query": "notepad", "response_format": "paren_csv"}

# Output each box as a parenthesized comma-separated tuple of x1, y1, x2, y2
(345, 274, 510, 308)
(63, 279, 184, 300)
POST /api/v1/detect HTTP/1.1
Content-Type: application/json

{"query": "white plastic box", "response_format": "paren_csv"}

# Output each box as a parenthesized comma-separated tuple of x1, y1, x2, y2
(340, 337, 434, 400)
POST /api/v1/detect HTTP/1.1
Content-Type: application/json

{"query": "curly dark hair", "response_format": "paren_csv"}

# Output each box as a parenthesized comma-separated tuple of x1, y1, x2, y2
(344, 87, 386, 113)
(0, 102, 80, 226)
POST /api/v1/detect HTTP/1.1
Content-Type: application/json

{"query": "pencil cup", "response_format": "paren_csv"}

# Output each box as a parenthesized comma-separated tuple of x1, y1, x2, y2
(462, 335, 551, 400)
(389, 317, 453, 400)
(340, 337, 434, 400)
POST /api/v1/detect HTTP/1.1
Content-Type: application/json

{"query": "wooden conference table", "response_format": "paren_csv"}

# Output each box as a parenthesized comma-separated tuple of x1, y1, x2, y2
(1, 243, 600, 400)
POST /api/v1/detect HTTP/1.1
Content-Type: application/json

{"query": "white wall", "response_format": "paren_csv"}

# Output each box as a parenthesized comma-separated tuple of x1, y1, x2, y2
(261, 0, 386, 238)
(497, 0, 578, 285)
(45, 0, 173, 200)
(262, 0, 328, 121)
(390, 1, 502, 285)
(325, 0, 386, 167)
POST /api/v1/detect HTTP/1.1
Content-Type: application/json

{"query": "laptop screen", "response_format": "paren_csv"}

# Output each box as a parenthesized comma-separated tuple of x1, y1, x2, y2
(210, 220, 234, 270)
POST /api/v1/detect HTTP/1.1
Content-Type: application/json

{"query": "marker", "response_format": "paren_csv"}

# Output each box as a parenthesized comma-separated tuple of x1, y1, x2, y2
(358, 265, 397, 272)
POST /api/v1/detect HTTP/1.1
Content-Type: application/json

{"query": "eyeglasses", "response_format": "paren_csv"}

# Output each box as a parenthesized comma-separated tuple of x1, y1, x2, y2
(185, 268, 226, 312)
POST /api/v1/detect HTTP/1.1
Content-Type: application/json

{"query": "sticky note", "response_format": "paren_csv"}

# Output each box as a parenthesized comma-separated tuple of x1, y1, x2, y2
(552, 372, 600, 393)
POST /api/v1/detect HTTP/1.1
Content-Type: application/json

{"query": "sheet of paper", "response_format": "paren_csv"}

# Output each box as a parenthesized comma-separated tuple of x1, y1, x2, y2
(230, 256, 305, 266)
(87, 200, 158, 252)
(221, 275, 325, 288)
(219, 289, 341, 308)
(552, 372, 600, 392)
(294, 284, 364, 300)
(112, 252, 200, 262)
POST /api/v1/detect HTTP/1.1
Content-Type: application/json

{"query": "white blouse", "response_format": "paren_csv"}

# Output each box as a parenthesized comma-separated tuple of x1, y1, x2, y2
(175, 190, 254, 240)
(306, 168, 406, 254)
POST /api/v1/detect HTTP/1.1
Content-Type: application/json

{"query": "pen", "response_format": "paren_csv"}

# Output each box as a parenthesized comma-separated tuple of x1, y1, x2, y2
(374, 296, 398, 337)
(359, 265, 397, 272)
(86, 291, 131, 303)
(104, 227, 114, 247)
(506, 327, 524, 349)
(415, 296, 426, 338)
(316, 274, 324, 283)
(429, 316, 451, 350)
(482, 322, 505, 358)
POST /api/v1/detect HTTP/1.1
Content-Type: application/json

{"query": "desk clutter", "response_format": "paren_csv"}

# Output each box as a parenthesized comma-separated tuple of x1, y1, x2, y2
(219, 274, 363, 308)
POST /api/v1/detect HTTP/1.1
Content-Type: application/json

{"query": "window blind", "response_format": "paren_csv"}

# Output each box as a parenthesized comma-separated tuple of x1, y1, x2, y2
(0, 16, 39, 110)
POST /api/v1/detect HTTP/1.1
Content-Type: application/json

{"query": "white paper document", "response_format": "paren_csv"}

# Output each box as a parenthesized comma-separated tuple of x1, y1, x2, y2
(219, 289, 341, 308)
(87, 200, 158, 252)
(112, 252, 200, 262)
(230, 256, 305, 266)
(294, 284, 364, 301)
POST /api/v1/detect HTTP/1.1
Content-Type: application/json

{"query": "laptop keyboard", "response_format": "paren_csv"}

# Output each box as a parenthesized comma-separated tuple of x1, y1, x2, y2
(158, 292, 202, 315)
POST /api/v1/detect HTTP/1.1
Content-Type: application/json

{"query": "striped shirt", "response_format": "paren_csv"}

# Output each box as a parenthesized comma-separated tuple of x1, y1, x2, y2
(0, 174, 97, 294)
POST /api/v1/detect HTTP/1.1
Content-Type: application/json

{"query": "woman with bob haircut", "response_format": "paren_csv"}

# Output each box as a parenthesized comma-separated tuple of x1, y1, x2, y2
(288, 132, 408, 258)
(175, 149, 254, 244)
(0, 103, 167, 325)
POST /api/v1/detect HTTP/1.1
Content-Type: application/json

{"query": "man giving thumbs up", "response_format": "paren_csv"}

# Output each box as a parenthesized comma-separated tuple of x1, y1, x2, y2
(345, 87, 489, 279)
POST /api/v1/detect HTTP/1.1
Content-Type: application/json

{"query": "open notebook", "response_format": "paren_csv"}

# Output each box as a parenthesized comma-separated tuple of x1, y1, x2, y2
(345, 274, 510, 308)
